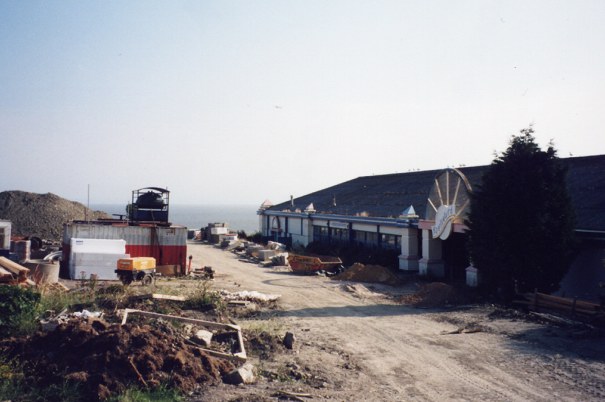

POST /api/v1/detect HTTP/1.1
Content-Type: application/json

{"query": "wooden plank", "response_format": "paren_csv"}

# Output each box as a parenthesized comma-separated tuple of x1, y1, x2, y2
(0, 257, 30, 277)
(0, 266, 13, 278)
(536, 292, 600, 310)
(152, 293, 186, 301)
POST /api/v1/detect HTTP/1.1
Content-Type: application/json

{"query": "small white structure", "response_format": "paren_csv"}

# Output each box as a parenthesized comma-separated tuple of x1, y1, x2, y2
(466, 265, 480, 287)
(69, 238, 129, 280)
(0, 220, 11, 251)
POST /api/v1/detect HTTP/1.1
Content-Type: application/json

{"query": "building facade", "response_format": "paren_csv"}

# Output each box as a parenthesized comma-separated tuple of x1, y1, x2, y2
(258, 155, 605, 292)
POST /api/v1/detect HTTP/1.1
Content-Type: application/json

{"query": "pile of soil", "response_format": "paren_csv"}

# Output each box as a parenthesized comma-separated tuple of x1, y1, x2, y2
(399, 282, 462, 307)
(0, 319, 234, 400)
(332, 263, 402, 286)
(0, 191, 110, 240)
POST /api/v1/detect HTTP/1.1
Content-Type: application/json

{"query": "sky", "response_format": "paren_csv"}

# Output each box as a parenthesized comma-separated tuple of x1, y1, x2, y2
(1, 1, 604, 206)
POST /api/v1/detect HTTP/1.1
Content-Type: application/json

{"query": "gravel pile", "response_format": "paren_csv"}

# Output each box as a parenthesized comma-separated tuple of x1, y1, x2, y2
(0, 190, 110, 241)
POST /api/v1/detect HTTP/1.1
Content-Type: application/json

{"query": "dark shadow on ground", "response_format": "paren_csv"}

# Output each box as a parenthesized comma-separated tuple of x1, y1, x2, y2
(271, 303, 435, 318)
(503, 325, 605, 362)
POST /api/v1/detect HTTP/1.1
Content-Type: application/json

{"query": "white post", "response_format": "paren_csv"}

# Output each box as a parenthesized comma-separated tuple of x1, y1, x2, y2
(398, 227, 419, 271)
(419, 229, 445, 277)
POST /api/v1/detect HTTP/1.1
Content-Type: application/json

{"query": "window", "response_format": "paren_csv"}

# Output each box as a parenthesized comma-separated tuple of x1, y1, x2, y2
(381, 234, 401, 250)
(330, 228, 349, 245)
(313, 226, 329, 242)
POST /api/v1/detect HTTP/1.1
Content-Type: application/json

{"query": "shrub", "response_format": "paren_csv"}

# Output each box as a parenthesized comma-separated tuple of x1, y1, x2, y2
(0, 286, 41, 337)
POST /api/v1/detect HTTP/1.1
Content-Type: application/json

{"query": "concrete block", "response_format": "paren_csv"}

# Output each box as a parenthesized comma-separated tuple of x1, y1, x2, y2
(224, 363, 256, 385)
(192, 329, 213, 347)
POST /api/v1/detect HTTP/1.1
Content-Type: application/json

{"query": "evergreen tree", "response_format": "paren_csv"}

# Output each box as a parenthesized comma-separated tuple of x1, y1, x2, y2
(467, 127, 576, 301)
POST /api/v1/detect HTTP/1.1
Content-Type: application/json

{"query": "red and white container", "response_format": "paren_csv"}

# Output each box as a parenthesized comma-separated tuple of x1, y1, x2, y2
(61, 221, 187, 278)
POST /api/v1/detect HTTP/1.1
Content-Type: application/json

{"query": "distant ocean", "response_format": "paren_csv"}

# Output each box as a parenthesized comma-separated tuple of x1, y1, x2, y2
(90, 204, 260, 234)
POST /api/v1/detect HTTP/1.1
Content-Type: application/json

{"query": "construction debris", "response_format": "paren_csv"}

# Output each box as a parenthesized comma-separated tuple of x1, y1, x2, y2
(120, 309, 247, 362)
(223, 362, 257, 385)
(515, 291, 604, 324)
(192, 329, 213, 347)
(128, 293, 187, 302)
(0, 256, 30, 284)
(266, 241, 286, 251)
(271, 253, 289, 266)
(192, 265, 215, 279)
(220, 289, 281, 303)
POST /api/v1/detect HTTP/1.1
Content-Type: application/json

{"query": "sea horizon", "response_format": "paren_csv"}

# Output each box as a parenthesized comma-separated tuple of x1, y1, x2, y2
(90, 203, 260, 235)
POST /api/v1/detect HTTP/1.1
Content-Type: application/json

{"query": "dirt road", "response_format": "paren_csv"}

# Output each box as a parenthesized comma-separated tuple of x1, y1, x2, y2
(189, 243, 605, 401)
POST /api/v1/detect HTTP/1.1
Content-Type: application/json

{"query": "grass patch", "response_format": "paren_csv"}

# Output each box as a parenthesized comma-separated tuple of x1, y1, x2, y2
(241, 318, 284, 337)
(108, 384, 184, 402)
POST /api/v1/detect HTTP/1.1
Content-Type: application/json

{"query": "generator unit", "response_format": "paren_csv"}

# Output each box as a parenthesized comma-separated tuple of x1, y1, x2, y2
(127, 187, 170, 223)
(115, 257, 156, 285)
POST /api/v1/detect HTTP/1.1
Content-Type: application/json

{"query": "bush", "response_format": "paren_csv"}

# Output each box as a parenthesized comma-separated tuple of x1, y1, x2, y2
(0, 286, 41, 337)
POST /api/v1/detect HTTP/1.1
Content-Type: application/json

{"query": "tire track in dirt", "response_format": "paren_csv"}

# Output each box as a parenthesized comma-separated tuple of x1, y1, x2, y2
(188, 244, 605, 401)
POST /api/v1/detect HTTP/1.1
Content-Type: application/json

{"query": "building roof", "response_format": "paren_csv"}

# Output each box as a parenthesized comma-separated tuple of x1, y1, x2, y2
(267, 154, 605, 232)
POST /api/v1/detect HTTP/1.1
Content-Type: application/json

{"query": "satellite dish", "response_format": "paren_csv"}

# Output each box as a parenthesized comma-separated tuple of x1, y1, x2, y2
(426, 168, 473, 240)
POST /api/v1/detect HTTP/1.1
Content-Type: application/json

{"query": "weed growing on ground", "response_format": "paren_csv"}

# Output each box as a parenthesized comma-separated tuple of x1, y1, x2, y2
(109, 384, 184, 402)
(183, 280, 224, 312)
(241, 318, 285, 337)
(37, 285, 97, 315)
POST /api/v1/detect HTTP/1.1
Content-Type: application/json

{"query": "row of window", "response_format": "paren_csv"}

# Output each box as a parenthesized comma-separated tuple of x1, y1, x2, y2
(312, 226, 401, 250)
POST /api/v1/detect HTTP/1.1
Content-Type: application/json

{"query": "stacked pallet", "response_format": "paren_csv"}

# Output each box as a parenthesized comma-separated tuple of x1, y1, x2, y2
(516, 291, 603, 323)
(0, 256, 32, 285)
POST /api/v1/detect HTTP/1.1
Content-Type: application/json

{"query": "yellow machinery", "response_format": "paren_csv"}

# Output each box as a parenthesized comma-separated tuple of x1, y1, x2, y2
(115, 257, 156, 285)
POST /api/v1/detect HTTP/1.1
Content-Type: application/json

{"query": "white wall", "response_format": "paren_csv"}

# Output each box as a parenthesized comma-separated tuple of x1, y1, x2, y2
(0, 220, 11, 250)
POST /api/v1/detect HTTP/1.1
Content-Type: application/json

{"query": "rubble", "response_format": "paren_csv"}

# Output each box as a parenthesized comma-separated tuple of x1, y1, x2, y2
(220, 289, 281, 303)
(120, 309, 247, 362)
(223, 362, 257, 385)
(192, 329, 214, 347)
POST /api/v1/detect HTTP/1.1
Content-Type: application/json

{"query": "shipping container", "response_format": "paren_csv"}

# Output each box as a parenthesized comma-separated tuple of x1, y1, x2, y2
(61, 221, 187, 278)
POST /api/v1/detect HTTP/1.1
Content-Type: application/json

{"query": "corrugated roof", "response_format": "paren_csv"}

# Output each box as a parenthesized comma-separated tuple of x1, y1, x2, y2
(267, 155, 605, 232)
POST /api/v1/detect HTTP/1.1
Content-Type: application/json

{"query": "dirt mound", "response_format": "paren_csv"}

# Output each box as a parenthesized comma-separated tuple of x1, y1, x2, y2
(0, 319, 234, 400)
(332, 263, 401, 286)
(0, 190, 110, 240)
(399, 282, 461, 308)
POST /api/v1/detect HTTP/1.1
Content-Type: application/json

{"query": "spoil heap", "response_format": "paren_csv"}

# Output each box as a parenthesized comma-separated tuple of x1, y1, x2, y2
(399, 282, 461, 308)
(0, 320, 234, 400)
(332, 263, 402, 286)
(0, 191, 110, 240)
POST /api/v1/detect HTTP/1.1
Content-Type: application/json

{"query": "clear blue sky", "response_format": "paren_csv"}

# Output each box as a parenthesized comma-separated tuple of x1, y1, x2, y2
(1, 1, 603, 205)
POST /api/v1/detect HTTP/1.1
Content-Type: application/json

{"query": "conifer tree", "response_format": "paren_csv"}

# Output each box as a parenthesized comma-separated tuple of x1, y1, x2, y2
(467, 127, 576, 301)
